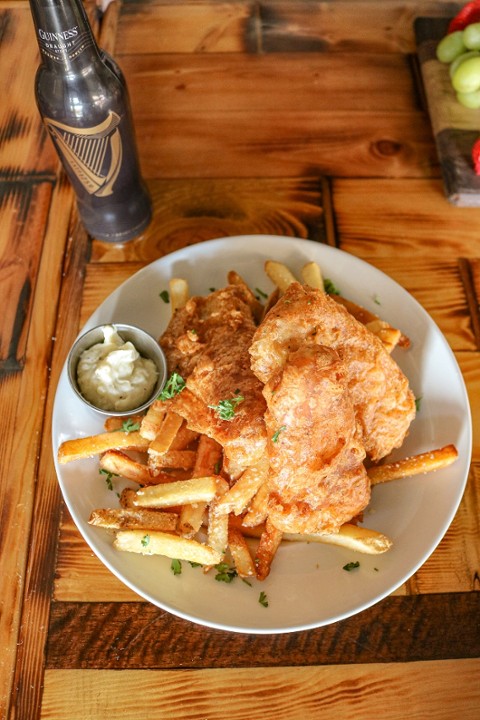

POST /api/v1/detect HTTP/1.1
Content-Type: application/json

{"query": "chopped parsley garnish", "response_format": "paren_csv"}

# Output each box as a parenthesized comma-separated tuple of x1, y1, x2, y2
(255, 287, 268, 299)
(373, 293, 381, 305)
(209, 395, 244, 421)
(258, 591, 269, 607)
(159, 290, 170, 303)
(271, 425, 286, 443)
(415, 396, 422, 412)
(343, 561, 360, 572)
(122, 418, 141, 433)
(99, 468, 118, 491)
(171, 558, 182, 575)
(141, 534, 150, 548)
(214, 460, 221, 474)
(158, 372, 186, 400)
(324, 278, 340, 295)
(214, 563, 237, 583)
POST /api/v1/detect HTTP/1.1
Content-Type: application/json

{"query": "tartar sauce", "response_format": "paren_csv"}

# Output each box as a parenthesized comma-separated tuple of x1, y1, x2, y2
(77, 326, 158, 411)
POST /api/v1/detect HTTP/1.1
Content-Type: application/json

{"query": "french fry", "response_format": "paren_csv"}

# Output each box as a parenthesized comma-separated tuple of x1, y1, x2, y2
(169, 277, 189, 313)
(301, 261, 324, 290)
(215, 456, 268, 516)
(120, 487, 138, 509)
(255, 517, 283, 580)
(100, 450, 186, 486)
(150, 449, 197, 470)
(100, 450, 154, 485)
(57, 430, 150, 464)
(169, 425, 199, 450)
(207, 478, 230, 558)
(283, 523, 392, 554)
(264, 260, 297, 292)
(114, 529, 222, 565)
(228, 524, 256, 577)
(148, 411, 184, 458)
(368, 444, 458, 485)
(242, 481, 270, 527)
(179, 436, 223, 536)
(365, 319, 402, 353)
(134, 476, 218, 508)
(140, 401, 166, 440)
(89, 507, 178, 532)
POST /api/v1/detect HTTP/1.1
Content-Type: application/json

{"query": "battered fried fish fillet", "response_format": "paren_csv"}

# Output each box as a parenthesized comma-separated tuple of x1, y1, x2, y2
(160, 285, 267, 477)
(262, 343, 370, 534)
(250, 283, 416, 462)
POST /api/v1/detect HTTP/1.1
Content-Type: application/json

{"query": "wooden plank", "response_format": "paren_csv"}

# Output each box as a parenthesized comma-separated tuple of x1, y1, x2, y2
(117, 52, 436, 181)
(116, 1, 258, 54)
(122, 52, 418, 113)
(6, 204, 88, 720)
(115, 1, 457, 56)
(259, 0, 458, 54)
(41, 661, 480, 719)
(0, 179, 75, 719)
(89, 177, 327, 262)
(132, 110, 437, 180)
(0, 181, 53, 371)
(333, 177, 480, 258)
(46, 594, 480, 668)
(0, 4, 57, 175)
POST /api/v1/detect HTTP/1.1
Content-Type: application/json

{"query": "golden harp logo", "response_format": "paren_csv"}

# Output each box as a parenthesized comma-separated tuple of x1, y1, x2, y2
(44, 111, 122, 197)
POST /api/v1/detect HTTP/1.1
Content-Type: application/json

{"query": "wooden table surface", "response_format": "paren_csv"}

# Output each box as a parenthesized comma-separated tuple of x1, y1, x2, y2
(1, 1, 480, 718)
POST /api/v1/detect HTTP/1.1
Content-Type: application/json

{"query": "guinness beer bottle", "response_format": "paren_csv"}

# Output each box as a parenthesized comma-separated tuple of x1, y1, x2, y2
(29, 0, 152, 242)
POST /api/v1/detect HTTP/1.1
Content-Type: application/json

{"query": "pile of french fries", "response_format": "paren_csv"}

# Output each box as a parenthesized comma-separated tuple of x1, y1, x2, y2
(57, 259, 459, 583)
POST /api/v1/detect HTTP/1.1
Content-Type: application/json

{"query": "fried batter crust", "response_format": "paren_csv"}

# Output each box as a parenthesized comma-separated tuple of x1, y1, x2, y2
(160, 285, 267, 476)
(263, 343, 370, 534)
(250, 283, 416, 462)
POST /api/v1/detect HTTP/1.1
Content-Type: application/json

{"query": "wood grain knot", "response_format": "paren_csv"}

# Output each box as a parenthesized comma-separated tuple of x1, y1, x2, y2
(372, 140, 403, 157)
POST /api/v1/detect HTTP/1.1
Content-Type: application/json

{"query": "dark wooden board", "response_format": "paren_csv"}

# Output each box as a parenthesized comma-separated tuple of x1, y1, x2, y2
(415, 16, 480, 206)
(46, 593, 480, 669)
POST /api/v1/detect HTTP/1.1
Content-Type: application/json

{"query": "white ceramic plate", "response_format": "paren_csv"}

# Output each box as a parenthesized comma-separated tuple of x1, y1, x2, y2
(52, 235, 472, 634)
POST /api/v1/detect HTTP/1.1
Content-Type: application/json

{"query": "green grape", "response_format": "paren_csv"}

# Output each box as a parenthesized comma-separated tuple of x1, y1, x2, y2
(463, 22, 480, 49)
(436, 30, 466, 63)
(456, 89, 480, 108)
(452, 56, 480, 92)
(449, 50, 480, 79)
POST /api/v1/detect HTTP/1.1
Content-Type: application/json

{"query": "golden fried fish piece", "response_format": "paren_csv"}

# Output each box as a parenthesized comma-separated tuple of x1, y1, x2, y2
(250, 282, 415, 462)
(160, 285, 267, 477)
(257, 342, 370, 534)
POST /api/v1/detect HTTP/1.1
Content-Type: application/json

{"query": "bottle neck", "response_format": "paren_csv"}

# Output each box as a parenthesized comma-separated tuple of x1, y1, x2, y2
(29, 0, 102, 73)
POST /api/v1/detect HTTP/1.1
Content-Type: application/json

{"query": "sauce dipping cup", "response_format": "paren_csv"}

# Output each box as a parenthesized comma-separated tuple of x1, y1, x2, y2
(67, 323, 168, 417)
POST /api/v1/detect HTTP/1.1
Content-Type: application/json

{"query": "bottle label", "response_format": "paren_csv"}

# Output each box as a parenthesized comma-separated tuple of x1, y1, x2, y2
(37, 25, 94, 64)
(44, 111, 123, 197)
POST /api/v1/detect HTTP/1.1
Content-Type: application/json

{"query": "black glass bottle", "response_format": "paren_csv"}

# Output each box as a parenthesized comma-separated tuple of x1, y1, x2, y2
(29, 0, 152, 242)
